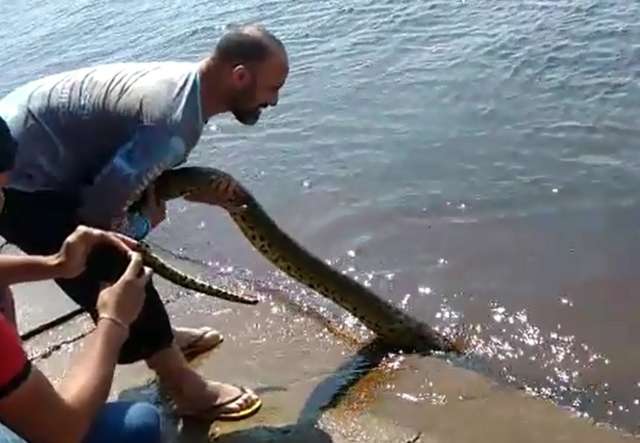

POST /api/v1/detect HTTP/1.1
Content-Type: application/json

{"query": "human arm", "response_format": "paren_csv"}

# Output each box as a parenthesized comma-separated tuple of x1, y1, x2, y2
(0, 225, 138, 286)
(0, 253, 152, 443)
(0, 254, 61, 286)
(76, 124, 187, 239)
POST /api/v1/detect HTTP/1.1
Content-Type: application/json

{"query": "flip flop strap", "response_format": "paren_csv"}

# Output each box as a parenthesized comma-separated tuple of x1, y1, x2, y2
(203, 386, 248, 412)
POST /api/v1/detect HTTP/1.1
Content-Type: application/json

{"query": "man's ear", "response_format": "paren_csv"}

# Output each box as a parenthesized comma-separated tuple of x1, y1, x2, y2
(231, 64, 252, 87)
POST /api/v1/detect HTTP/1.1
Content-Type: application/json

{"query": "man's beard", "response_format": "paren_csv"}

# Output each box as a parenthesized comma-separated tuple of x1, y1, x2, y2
(232, 107, 261, 126)
(230, 80, 263, 126)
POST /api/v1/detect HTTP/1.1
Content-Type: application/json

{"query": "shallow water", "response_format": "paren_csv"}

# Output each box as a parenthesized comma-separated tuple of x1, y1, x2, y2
(2, 0, 640, 434)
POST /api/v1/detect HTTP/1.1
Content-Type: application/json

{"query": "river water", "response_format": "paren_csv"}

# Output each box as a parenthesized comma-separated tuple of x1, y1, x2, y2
(2, 0, 640, 434)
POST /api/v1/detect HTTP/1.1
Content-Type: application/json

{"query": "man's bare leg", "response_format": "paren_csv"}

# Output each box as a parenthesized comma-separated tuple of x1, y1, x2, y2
(146, 343, 258, 417)
(143, 180, 257, 415)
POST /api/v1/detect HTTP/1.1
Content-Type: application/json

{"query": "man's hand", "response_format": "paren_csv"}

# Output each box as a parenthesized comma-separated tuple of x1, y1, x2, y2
(140, 184, 167, 228)
(0, 253, 152, 443)
(96, 252, 152, 327)
(53, 226, 139, 280)
(183, 179, 247, 211)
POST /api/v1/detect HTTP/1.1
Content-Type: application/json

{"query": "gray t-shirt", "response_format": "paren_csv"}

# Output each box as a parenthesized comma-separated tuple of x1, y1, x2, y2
(0, 61, 205, 236)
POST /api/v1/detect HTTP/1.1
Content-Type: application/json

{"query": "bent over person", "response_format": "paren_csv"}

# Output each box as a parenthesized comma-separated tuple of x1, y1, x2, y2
(0, 24, 289, 420)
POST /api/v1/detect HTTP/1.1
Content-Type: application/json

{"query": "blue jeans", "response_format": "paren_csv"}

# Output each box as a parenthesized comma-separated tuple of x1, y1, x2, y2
(0, 401, 163, 443)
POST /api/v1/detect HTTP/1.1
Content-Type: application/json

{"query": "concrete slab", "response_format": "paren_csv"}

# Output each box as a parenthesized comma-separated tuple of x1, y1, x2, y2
(20, 282, 639, 443)
(1, 242, 82, 336)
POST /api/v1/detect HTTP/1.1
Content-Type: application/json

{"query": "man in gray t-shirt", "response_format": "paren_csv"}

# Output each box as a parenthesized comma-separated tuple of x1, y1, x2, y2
(0, 24, 289, 421)
(1, 61, 203, 238)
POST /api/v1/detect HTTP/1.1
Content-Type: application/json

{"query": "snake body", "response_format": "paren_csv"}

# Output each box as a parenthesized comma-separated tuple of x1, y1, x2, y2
(85, 241, 258, 305)
(137, 242, 258, 304)
(153, 166, 455, 353)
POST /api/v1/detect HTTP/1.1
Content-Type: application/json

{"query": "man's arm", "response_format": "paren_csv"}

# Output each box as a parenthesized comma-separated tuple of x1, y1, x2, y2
(0, 253, 151, 443)
(0, 320, 128, 443)
(0, 225, 138, 286)
(77, 124, 187, 239)
(0, 254, 63, 286)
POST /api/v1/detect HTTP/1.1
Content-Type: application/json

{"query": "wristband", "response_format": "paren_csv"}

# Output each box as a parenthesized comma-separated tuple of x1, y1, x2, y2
(128, 212, 151, 240)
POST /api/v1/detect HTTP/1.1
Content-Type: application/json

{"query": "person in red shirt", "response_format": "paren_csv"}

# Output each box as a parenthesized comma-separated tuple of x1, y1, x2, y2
(0, 116, 163, 443)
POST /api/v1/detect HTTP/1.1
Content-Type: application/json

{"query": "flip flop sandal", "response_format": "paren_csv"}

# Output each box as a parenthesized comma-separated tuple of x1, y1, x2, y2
(178, 327, 224, 359)
(177, 385, 263, 422)
(214, 386, 263, 421)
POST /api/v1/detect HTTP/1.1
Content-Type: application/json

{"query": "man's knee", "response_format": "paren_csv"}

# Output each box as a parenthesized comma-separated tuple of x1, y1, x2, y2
(119, 402, 163, 443)
(83, 401, 163, 443)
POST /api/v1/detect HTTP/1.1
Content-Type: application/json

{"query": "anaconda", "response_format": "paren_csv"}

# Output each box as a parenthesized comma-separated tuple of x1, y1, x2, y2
(152, 166, 457, 354)
(85, 241, 258, 305)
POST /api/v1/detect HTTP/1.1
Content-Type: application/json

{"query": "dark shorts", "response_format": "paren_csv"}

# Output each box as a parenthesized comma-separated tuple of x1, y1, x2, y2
(0, 188, 174, 364)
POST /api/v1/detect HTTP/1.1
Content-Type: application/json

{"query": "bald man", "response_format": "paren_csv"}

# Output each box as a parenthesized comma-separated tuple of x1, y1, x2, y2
(0, 24, 289, 421)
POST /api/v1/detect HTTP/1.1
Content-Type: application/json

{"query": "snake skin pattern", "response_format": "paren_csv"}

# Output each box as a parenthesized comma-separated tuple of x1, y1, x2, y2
(151, 166, 455, 353)
(137, 241, 258, 304)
